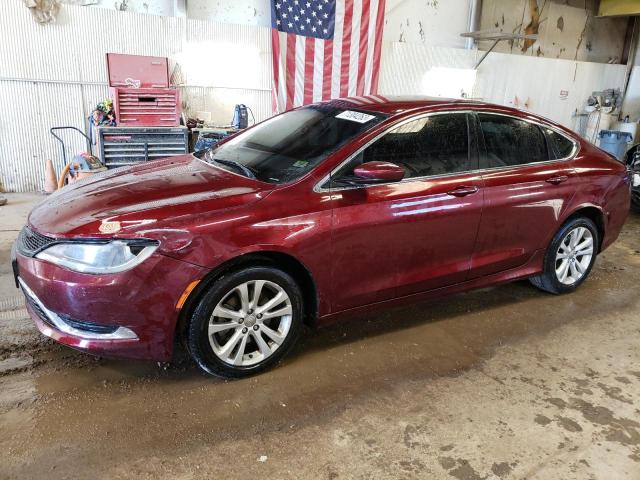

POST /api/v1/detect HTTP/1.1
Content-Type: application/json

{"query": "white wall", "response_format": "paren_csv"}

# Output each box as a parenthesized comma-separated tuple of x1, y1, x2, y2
(187, 0, 270, 26)
(480, 0, 628, 63)
(384, 0, 471, 48)
(69, 0, 181, 16)
(379, 42, 627, 130)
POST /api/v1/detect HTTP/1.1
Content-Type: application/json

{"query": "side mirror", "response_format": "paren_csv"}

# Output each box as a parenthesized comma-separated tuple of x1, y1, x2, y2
(353, 161, 405, 183)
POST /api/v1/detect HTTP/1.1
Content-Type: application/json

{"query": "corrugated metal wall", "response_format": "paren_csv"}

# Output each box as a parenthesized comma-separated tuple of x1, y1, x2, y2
(0, 2, 271, 192)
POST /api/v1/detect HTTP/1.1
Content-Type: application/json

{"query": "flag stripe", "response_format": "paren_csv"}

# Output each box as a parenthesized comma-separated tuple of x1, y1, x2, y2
(322, 39, 333, 101)
(285, 33, 296, 111)
(370, 0, 385, 95)
(363, 0, 378, 94)
(347, 0, 362, 97)
(312, 37, 324, 102)
(294, 34, 306, 106)
(356, 0, 370, 96)
(303, 36, 315, 105)
(331, 0, 345, 99)
(271, 28, 281, 112)
(339, 0, 354, 98)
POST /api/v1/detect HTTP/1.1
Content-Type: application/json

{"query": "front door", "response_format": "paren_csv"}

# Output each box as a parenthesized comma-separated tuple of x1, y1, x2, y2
(328, 112, 484, 311)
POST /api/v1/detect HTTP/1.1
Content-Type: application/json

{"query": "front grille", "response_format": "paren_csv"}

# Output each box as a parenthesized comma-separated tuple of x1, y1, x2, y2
(16, 226, 56, 257)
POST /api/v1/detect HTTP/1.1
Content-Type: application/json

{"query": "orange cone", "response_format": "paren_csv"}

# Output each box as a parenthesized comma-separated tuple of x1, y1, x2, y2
(44, 159, 58, 193)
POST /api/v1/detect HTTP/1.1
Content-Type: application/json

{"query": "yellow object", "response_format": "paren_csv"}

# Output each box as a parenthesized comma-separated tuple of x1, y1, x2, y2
(598, 0, 640, 17)
(176, 280, 201, 309)
(56, 164, 71, 190)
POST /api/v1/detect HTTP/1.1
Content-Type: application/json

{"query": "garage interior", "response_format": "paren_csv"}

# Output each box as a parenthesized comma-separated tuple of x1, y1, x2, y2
(1, 0, 640, 478)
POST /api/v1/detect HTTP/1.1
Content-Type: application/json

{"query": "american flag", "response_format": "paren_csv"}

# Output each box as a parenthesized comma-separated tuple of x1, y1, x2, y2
(270, 0, 386, 112)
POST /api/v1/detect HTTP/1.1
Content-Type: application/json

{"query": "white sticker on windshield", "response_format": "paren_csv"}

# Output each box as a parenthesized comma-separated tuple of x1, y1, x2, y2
(335, 110, 376, 124)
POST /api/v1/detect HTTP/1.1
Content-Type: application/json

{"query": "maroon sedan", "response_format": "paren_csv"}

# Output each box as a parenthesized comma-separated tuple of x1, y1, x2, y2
(13, 96, 630, 377)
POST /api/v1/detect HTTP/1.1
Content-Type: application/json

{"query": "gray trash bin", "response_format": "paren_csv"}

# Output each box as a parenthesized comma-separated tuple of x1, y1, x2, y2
(598, 130, 632, 161)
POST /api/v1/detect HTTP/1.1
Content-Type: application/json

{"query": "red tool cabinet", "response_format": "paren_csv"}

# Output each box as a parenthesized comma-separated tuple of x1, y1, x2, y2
(107, 53, 181, 127)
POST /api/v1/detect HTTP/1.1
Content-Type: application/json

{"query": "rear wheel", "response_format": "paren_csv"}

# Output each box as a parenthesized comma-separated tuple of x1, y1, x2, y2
(187, 266, 303, 378)
(632, 188, 640, 213)
(529, 217, 598, 294)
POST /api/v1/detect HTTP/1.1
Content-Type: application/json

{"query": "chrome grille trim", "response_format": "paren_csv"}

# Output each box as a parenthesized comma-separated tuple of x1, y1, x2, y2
(19, 278, 138, 341)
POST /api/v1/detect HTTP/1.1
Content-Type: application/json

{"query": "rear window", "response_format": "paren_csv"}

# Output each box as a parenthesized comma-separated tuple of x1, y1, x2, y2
(201, 105, 386, 184)
(544, 128, 576, 159)
(478, 114, 548, 167)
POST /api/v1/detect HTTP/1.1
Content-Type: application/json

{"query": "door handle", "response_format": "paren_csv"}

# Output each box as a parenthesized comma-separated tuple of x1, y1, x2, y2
(447, 185, 479, 197)
(545, 175, 569, 185)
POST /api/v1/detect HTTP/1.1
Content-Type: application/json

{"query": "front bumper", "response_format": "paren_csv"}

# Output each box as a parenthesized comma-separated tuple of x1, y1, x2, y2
(16, 249, 208, 361)
(19, 277, 138, 341)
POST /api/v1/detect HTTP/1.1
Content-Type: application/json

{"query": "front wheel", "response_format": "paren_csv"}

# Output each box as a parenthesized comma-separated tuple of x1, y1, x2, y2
(187, 266, 304, 378)
(529, 217, 598, 294)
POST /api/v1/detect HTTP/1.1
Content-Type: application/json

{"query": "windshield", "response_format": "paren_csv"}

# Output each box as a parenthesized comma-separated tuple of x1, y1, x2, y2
(199, 105, 386, 184)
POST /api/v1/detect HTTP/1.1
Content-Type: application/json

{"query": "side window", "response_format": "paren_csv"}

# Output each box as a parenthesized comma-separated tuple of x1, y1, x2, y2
(333, 113, 471, 182)
(478, 114, 548, 168)
(544, 128, 575, 159)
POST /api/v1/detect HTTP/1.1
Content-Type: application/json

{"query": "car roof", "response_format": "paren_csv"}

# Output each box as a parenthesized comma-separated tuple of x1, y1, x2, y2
(321, 95, 575, 137)
(324, 95, 517, 116)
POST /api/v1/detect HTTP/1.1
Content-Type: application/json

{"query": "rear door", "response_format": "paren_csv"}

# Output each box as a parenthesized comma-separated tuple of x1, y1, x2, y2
(469, 112, 579, 278)
(327, 112, 484, 311)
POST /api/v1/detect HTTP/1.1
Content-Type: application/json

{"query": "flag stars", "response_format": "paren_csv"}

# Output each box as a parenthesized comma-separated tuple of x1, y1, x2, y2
(288, 22, 293, 27)
(288, 5, 293, 11)
(275, 2, 281, 9)
(294, 15, 299, 20)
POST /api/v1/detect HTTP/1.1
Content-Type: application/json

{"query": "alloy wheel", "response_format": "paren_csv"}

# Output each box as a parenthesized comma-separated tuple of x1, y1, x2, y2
(555, 226, 594, 285)
(208, 280, 293, 366)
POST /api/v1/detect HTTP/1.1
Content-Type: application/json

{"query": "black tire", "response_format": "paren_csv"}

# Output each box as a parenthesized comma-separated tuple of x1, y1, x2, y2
(631, 188, 640, 213)
(529, 216, 599, 295)
(187, 266, 304, 378)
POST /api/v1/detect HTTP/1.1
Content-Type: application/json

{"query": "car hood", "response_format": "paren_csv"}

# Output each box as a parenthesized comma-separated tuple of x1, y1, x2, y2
(28, 155, 273, 238)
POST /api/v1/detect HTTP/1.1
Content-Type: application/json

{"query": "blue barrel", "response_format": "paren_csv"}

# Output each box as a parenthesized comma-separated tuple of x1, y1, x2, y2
(598, 130, 632, 161)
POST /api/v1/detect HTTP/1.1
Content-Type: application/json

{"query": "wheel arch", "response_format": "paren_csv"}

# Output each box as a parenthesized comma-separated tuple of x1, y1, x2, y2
(563, 205, 605, 252)
(174, 250, 319, 345)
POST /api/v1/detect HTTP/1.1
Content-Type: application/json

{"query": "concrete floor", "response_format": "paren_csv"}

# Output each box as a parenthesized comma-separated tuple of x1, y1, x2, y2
(1, 192, 639, 480)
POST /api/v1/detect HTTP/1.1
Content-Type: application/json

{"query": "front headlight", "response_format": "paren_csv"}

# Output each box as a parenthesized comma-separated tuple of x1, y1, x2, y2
(35, 240, 158, 274)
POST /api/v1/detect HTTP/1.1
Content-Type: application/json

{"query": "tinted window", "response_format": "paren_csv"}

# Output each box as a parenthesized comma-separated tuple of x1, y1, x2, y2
(334, 113, 471, 181)
(544, 128, 575, 159)
(478, 114, 548, 168)
(199, 105, 385, 184)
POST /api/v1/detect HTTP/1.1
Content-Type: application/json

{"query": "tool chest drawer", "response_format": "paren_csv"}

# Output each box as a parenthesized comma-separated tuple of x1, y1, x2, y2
(98, 127, 188, 168)
(112, 88, 181, 127)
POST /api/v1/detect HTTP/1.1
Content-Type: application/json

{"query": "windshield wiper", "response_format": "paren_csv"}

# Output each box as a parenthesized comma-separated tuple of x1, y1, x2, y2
(212, 158, 257, 180)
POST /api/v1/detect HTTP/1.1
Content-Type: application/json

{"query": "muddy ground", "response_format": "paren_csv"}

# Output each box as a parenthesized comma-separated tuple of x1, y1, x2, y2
(1, 193, 639, 480)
